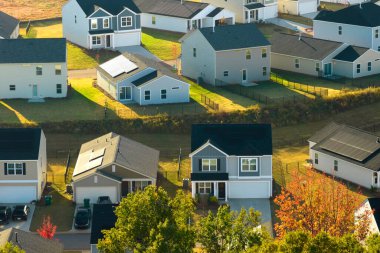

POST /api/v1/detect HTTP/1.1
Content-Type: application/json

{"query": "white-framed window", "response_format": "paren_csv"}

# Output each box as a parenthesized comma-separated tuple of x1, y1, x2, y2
(152, 16, 156, 25)
(368, 62, 372, 71)
(375, 29, 379, 39)
(75, 15, 77, 24)
(9, 85, 15, 91)
(261, 48, 267, 58)
(103, 18, 109, 28)
(161, 89, 167, 99)
(241, 158, 258, 172)
(263, 67, 267, 76)
(357, 64, 361, 74)
(223, 71, 229, 77)
(6, 163, 23, 175)
(314, 153, 318, 164)
(295, 59, 300, 69)
(92, 36, 101, 45)
(334, 160, 338, 171)
(144, 90, 151, 100)
(121, 16, 132, 27)
(246, 50, 251, 60)
(198, 182, 212, 194)
(56, 84, 62, 94)
(202, 159, 217, 171)
(91, 19, 97, 29)
(193, 48, 197, 57)
(378, 46, 380, 52)
(36, 66, 42, 75)
(316, 62, 320, 72)
(55, 65, 62, 75)
(119, 86, 132, 100)
(338, 26, 342, 35)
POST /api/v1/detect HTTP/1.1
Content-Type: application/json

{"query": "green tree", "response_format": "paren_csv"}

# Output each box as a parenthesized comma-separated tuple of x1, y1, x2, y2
(306, 232, 338, 253)
(97, 186, 195, 253)
(0, 242, 25, 253)
(366, 234, 380, 253)
(336, 234, 364, 253)
(279, 230, 310, 253)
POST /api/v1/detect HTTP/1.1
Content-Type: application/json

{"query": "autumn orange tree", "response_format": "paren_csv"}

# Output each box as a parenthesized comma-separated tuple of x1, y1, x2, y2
(37, 216, 57, 239)
(274, 170, 370, 239)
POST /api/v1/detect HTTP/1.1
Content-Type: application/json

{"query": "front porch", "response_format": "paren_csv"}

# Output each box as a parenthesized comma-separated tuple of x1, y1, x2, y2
(89, 32, 114, 50)
(244, 3, 265, 23)
(121, 179, 153, 197)
(191, 181, 228, 202)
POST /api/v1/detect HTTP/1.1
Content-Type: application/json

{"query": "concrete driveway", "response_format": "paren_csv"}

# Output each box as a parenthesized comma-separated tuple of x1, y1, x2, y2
(0, 204, 35, 232)
(117, 46, 160, 61)
(228, 199, 273, 236)
(55, 233, 91, 250)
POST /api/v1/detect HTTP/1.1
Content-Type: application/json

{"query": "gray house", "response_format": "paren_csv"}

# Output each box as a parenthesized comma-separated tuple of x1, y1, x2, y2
(180, 23, 271, 86)
(270, 33, 380, 78)
(62, 0, 141, 49)
(0, 11, 19, 39)
(96, 53, 190, 105)
(190, 124, 273, 200)
(72, 132, 159, 204)
(309, 122, 380, 190)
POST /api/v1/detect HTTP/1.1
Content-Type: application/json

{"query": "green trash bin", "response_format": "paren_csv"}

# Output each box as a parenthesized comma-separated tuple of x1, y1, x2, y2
(84, 198, 90, 208)
(45, 195, 52, 206)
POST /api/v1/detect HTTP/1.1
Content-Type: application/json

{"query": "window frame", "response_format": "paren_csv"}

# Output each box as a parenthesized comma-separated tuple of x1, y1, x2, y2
(368, 62, 372, 71)
(198, 182, 212, 194)
(92, 36, 101, 45)
(316, 62, 320, 72)
(56, 84, 62, 94)
(55, 65, 62, 75)
(314, 153, 318, 164)
(9, 85, 16, 91)
(119, 86, 132, 100)
(152, 16, 156, 25)
(121, 16, 132, 27)
(295, 59, 300, 69)
(144, 90, 151, 101)
(223, 71, 229, 77)
(6, 163, 23, 175)
(261, 48, 267, 58)
(91, 19, 98, 29)
(338, 26, 342, 35)
(334, 160, 338, 171)
(36, 66, 43, 76)
(193, 48, 197, 57)
(263, 67, 267, 76)
(357, 64, 361, 74)
(161, 89, 167, 100)
(246, 50, 251, 60)
(103, 18, 109, 29)
(202, 159, 217, 171)
(240, 158, 258, 172)
(376, 29, 379, 39)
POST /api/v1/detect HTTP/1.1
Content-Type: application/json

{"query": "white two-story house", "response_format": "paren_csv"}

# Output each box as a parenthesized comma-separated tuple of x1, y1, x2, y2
(190, 124, 273, 201)
(313, 3, 380, 51)
(0, 128, 47, 203)
(0, 38, 68, 99)
(180, 23, 271, 86)
(278, 0, 319, 15)
(62, 0, 142, 49)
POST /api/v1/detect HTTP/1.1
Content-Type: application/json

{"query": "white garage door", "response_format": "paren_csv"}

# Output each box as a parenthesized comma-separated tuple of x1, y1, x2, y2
(114, 32, 140, 47)
(229, 181, 270, 199)
(75, 186, 117, 204)
(0, 186, 37, 203)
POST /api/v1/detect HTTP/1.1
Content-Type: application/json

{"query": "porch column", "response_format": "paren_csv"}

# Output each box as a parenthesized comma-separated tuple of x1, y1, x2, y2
(191, 181, 196, 198)
(112, 34, 115, 49)
(225, 182, 228, 202)
(89, 36, 92, 49)
(214, 182, 217, 198)
(130, 181, 133, 193)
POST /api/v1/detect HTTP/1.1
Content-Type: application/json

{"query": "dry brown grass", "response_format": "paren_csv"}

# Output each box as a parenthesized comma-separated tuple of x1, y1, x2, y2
(0, 0, 67, 21)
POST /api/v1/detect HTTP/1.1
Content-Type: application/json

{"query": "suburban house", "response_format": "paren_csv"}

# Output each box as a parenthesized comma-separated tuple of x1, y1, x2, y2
(72, 132, 159, 204)
(0, 38, 68, 100)
(97, 53, 190, 105)
(180, 23, 271, 86)
(270, 33, 380, 78)
(313, 2, 380, 51)
(199, 0, 278, 23)
(0, 11, 20, 39)
(132, 0, 235, 33)
(90, 204, 118, 253)
(62, 0, 141, 49)
(190, 124, 273, 200)
(0, 128, 47, 203)
(355, 198, 380, 236)
(309, 122, 380, 190)
(0, 227, 63, 253)
(278, 0, 318, 15)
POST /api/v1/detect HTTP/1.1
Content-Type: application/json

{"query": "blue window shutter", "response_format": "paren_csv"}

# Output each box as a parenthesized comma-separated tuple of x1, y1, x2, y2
(199, 159, 202, 171)
(4, 163, 7, 175)
(217, 159, 221, 171)
(23, 163, 26, 175)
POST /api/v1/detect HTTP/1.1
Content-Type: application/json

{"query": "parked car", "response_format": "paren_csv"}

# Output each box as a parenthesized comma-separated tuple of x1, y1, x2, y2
(74, 207, 91, 229)
(12, 205, 30, 221)
(97, 196, 112, 204)
(0, 206, 12, 224)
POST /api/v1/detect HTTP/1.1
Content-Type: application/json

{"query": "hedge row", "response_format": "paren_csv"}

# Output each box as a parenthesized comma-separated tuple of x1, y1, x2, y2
(4, 87, 380, 134)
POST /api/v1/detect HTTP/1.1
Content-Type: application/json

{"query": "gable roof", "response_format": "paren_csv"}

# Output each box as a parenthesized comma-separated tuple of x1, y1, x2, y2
(207, 7, 223, 17)
(333, 45, 369, 62)
(0, 228, 63, 253)
(244, 3, 265, 10)
(0, 11, 19, 39)
(197, 23, 270, 51)
(76, 0, 141, 16)
(0, 38, 66, 64)
(73, 132, 159, 180)
(191, 124, 272, 156)
(90, 204, 118, 244)
(310, 123, 380, 171)
(368, 198, 380, 230)
(314, 3, 380, 27)
(132, 0, 208, 19)
(270, 33, 343, 60)
(0, 128, 42, 160)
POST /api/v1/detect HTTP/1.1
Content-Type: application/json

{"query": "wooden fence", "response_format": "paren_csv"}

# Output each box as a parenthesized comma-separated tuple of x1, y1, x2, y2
(200, 94, 219, 111)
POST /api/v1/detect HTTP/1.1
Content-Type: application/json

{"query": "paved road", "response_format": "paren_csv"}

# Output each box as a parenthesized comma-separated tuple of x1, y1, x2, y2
(68, 68, 97, 79)
(55, 233, 91, 250)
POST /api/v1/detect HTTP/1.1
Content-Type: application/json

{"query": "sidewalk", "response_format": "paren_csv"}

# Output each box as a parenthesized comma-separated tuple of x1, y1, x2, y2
(267, 17, 313, 35)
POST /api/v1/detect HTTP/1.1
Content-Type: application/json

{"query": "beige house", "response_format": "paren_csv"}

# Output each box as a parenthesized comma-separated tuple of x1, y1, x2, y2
(72, 133, 159, 204)
(0, 128, 47, 203)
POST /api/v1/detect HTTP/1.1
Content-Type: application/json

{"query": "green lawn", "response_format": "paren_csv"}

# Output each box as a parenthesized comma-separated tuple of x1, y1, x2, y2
(141, 28, 183, 61)
(320, 1, 347, 11)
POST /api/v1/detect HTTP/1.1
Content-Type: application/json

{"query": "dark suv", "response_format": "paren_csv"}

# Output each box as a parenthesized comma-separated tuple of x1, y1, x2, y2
(74, 207, 91, 229)
(97, 196, 112, 204)
(12, 205, 30, 221)
(0, 206, 12, 224)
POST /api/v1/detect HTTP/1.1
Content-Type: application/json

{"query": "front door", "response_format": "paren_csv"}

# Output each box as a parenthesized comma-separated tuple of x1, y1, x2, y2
(121, 181, 129, 197)
(106, 35, 111, 48)
(242, 69, 247, 83)
(324, 63, 332, 76)
(218, 182, 226, 200)
(32, 84, 38, 97)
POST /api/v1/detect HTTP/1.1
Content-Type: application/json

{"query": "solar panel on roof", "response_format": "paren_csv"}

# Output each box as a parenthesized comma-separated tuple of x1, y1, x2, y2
(99, 55, 138, 77)
(90, 148, 105, 161)
(85, 157, 103, 171)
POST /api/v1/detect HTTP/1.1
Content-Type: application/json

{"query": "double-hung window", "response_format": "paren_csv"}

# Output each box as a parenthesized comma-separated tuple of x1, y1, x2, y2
(316, 62, 320, 72)
(357, 64, 361, 74)
(295, 59, 300, 69)
(161, 89, 167, 99)
(202, 159, 217, 171)
(261, 48, 267, 58)
(56, 84, 62, 94)
(241, 158, 258, 172)
(334, 160, 338, 171)
(103, 18, 109, 29)
(6, 163, 23, 175)
(375, 29, 379, 39)
(368, 62, 372, 71)
(9, 85, 15, 91)
(338, 26, 342, 35)
(198, 182, 212, 194)
(91, 19, 97, 29)
(263, 67, 267, 76)
(144, 90, 151, 100)
(246, 50, 251, 60)
(36, 66, 42, 75)
(121, 17, 132, 27)
(314, 153, 318, 164)
(55, 65, 62, 75)
(193, 48, 197, 57)
(92, 36, 101, 45)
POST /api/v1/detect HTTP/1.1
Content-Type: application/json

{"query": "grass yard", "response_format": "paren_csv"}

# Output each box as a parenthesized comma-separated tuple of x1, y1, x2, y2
(278, 13, 313, 26)
(30, 159, 75, 232)
(141, 28, 183, 61)
(320, 1, 347, 11)
(0, 0, 66, 21)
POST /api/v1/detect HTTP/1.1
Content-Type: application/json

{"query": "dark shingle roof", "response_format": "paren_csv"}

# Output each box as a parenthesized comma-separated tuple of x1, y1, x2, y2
(207, 7, 223, 17)
(333, 45, 369, 62)
(244, 3, 265, 9)
(76, 0, 141, 16)
(0, 11, 19, 39)
(132, 70, 158, 86)
(308, 122, 341, 143)
(191, 173, 229, 181)
(0, 128, 42, 160)
(89, 29, 114, 35)
(311, 123, 380, 171)
(191, 124, 272, 156)
(0, 38, 66, 64)
(198, 23, 270, 51)
(270, 33, 343, 60)
(133, 0, 208, 19)
(368, 198, 380, 229)
(90, 204, 118, 244)
(314, 3, 380, 27)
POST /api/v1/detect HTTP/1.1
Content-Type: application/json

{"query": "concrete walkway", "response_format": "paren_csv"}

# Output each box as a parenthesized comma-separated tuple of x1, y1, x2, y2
(267, 17, 312, 34)
(68, 68, 97, 79)
(117, 45, 160, 61)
